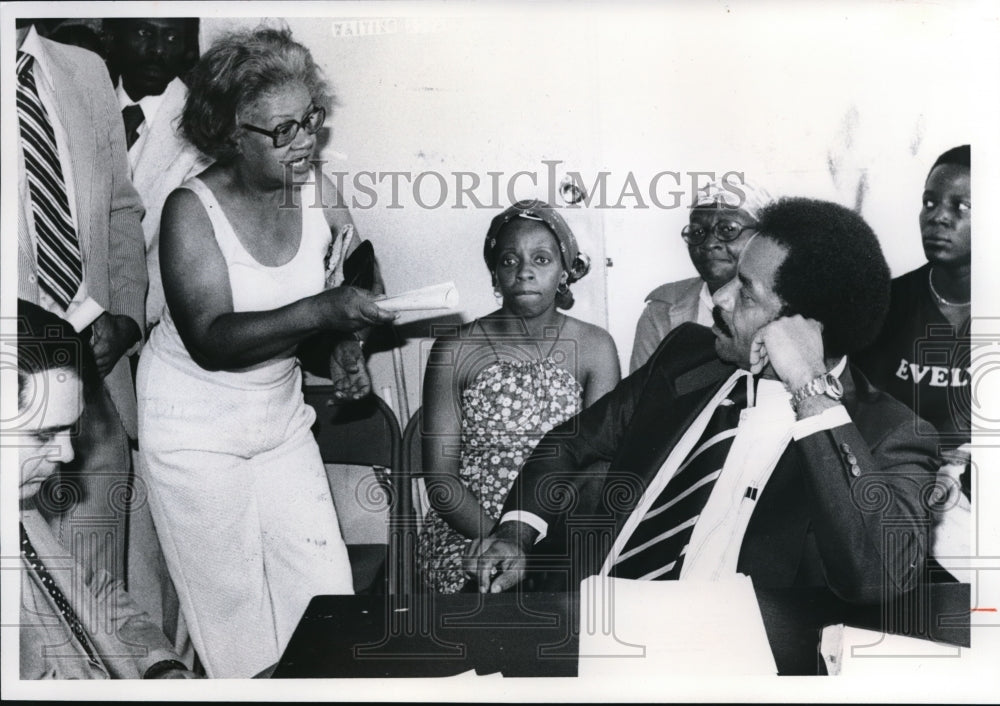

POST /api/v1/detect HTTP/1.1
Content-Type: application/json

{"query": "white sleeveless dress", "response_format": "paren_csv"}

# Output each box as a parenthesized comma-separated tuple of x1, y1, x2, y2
(136, 175, 354, 678)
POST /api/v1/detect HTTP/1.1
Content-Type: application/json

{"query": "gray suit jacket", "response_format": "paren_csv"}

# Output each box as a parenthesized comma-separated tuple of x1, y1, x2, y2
(17, 35, 147, 438)
(19, 509, 179, 679)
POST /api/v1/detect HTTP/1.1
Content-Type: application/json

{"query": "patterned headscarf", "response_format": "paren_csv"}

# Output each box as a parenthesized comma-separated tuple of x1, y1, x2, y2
(691, 176, 773, 220)
(483, 200, 590, 282)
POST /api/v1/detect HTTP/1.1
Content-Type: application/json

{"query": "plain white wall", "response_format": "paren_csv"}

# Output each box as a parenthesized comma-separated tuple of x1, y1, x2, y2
(201, 1, 974, 422)
(204, 12, 615, 421)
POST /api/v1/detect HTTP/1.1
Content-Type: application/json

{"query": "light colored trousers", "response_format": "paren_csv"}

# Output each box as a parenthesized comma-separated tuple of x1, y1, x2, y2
(137, 352, 354, 678)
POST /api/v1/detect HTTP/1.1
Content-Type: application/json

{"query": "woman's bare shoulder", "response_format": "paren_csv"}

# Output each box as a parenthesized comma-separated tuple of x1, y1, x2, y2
(563, 316, 619, 365)
(162, 185, 217, 260)
(427, 320, 495, 381)
(165, 164, 229, 217)
(562, 316, 615, 346)
(163, 185, 208, 227)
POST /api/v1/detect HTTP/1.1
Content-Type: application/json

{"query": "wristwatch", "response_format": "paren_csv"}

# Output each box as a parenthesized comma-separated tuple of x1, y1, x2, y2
(143, 659, 188, 679)
(790, 372, 844, 409)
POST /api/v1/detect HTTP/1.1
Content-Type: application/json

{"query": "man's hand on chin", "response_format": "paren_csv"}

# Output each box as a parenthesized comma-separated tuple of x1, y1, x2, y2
(749, 315, 827, 385)
(752, 315, 842, 418)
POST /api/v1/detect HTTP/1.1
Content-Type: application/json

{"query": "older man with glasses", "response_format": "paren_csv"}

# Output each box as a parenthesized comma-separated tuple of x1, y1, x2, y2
(630, 177, 773, 372)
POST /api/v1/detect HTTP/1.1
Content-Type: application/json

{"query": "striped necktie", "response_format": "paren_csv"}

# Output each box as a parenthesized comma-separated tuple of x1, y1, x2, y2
(17, 51, 83, 312)
(20, 522, 100, 666)
(612, 375, 750, 580)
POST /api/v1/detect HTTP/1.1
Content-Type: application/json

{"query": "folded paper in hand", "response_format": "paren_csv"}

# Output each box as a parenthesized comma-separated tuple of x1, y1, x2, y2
(377, 282, 459, 312)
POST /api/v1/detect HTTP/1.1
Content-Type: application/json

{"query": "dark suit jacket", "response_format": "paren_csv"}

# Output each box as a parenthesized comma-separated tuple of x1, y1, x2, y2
(505, 324, 938, 604)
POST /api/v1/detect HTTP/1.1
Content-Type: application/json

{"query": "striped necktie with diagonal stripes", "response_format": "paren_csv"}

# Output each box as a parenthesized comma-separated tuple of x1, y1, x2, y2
(17, 51, 83, 312)
(612, 374, 750, 581)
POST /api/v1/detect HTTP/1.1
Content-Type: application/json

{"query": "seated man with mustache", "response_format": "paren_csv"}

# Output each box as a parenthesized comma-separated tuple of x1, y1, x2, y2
(469, 197, 937, 606)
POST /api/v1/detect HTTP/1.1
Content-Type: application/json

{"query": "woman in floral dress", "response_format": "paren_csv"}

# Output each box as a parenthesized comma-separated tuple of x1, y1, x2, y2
(417, 201, 621, 592)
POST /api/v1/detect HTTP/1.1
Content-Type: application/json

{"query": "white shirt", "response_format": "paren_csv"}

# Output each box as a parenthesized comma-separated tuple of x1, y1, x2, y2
(695, 282, 714, 327)
(115, 79, 166, 171)
(503, 358, 851, 580)
(17, 26, 102, 332)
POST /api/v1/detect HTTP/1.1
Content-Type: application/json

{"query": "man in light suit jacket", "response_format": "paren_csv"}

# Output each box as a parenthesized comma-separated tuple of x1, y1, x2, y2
(471, 198, 938, 606)
(15, 300, 197, 680)
(105, 17, 209, 331)
(16, 21, 146, 630)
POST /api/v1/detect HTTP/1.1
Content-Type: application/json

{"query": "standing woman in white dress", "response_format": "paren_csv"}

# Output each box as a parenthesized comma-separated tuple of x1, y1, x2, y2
(136, 28, 395, 678)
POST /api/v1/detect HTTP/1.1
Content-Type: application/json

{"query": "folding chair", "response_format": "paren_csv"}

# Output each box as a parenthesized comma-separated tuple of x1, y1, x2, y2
(304, 388, 415, 595)
(401, 407, 430, 531)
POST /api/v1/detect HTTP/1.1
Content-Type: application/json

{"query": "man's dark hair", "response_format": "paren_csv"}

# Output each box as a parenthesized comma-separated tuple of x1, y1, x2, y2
(755, 198, 891, 357)
(929, 144, 970, 175)
(104, 17, 201, 77)
(17, 299, 98, 409)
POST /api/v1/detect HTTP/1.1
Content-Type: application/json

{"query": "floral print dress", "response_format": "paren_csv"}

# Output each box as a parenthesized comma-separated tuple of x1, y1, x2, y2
(417, 356, 584, 593)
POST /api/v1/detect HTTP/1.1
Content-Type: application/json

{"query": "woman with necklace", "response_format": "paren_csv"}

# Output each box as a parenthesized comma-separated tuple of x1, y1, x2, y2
(856, 145, 971, 559)
(927, 253, 971, 329)
(857, 145, 970, 442)
(417, 201, 620, 593)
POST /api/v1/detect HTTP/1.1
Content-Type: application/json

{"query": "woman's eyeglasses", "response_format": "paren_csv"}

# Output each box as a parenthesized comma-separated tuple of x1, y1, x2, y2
(241, 105, 326, 148)
(681, 220, 755, 246)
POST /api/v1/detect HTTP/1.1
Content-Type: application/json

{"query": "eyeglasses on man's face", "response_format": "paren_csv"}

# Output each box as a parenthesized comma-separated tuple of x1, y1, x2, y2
(241, 105, 326, 148)
(681, 220, 756, 246)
